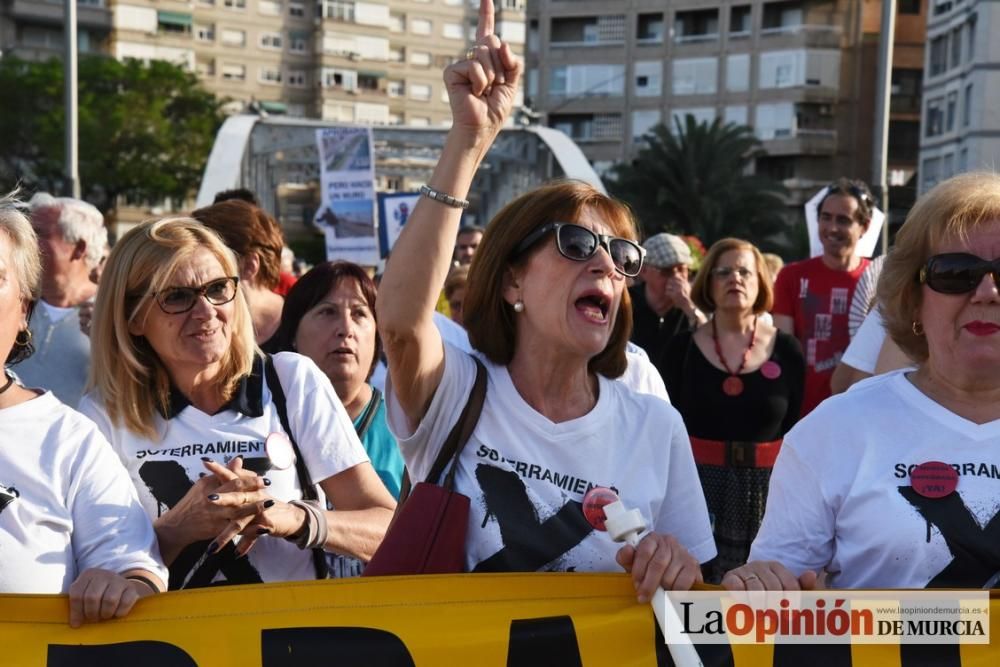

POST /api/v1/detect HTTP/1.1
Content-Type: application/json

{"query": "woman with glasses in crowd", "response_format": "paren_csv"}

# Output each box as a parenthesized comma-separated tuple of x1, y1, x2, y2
(0, 195, 166, 626)
(377, 0, 714, 597)
(726, 172, 1000, 593)
(661, 238, 803, 583)
(79, 218, 395, 588)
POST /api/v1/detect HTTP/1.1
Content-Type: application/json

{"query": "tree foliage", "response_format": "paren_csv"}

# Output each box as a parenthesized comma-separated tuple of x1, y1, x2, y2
(0, 56, 223, 213)
(605, 115, 791, 253)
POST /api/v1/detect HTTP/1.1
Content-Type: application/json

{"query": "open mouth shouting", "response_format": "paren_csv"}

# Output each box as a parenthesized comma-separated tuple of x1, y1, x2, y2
(575, 290, 612, 324)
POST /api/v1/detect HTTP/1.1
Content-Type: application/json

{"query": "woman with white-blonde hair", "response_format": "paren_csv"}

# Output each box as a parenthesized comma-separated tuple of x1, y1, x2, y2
(79, 217, 395, 588)
(0, 193, 166, 626)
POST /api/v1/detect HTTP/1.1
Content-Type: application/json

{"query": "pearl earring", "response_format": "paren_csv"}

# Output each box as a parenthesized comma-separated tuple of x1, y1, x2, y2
(513, 300, 524, 313)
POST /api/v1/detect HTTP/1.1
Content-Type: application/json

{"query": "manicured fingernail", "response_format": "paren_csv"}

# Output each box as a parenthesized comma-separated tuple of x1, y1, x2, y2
(263, 478, 272, 486)
(198, 472, 206, 478)
(201, 457, 213, 462)
(206, 541, 218, 555)
(256, 527, 270, 535)
(263, 500, 275, 509)
(207, 494, 220, 501)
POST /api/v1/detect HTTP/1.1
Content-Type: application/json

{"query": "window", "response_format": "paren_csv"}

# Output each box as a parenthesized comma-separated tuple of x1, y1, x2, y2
(195, 23, 215, 41)
(288, 70, 306, 86)
(959, 148, 968, 173)
(288, 32, 308, 53)
(157, 11, 192, 34)
(548, 64, 624, 97)
(925, 97, 944, 137)
(389, 46, 404, 62)
(670, 107, 715, 131)
(528, 19, 539, 51)
(888, 120, 920, 162)
(674, 8, 719, 42)
(411, 18, 431, 35)
(726, 54, 750, 92)
(260, 32, 282, 49)
(549, 113, 622, 141)
(409, 83, 432, 101)
(963, 83, 973, 127)
(387, 80, 404, 97)
(551, 15, 625, 45)
(899, 0, 920, 13)
(258, 0, 281, 15)
(932, 0, 953, 16)
(755, 102, 795, 139)
(358, 74, 380, 91)
(928, 34, 947, 76)
(259, 67, 282, 84)
(950, 27, 962, 69)
(631, 110, 661, 140)
(443, 22, 463, 39)
(673, 58, 718, 95)
(221, 63, 246, 80)
(636, 13, 663, 42)
(730, 5, 751, 35)
(410, 51, 431, 66)
(410, 116, 430, 127)
(221, 28, 246, 46)
(922, 156, 940, 192)
(942, 153, 954, 180)
(634, 61, 661, 97)
(890, 68, 922, 114)
(196, 58, 215, 77)
(289, 1, 304, 17)
(762, 1, 803, 34)
(319, 0, 354, 21)
(323, 68, 357, 90)
(724, 105, 748, 126)
(223, 0, 246, 9)
(966, 14, 976, 62)
(946, 91, 958, 132)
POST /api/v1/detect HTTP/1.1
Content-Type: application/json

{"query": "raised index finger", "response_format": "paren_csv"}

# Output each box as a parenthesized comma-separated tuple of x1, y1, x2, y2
(476, 0, 495, 40)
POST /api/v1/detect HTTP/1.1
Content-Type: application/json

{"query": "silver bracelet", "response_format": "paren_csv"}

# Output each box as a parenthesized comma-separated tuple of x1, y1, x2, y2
(420, 184, 470, 209)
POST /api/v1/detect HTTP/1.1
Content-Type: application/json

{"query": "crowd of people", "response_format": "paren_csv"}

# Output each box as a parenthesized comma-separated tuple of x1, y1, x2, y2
(4, 0, 1000, 631)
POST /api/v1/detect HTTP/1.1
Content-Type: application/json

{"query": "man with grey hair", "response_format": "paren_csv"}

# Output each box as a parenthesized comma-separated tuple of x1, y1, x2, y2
(17, 193, 108, 406)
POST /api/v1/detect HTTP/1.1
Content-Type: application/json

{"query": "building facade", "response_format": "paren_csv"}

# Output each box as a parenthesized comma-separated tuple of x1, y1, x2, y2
(525, 0, 925, 212)
(0, 0, 525, 125)
(917, 0, 992, 194)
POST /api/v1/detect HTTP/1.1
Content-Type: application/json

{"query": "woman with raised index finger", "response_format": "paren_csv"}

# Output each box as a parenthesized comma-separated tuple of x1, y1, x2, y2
(377, 0, 715, 599)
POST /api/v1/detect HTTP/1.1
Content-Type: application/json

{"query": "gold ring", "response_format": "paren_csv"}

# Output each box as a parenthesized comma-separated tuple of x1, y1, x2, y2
(743, 574, 760, 582)
(465, 47, 477, 61)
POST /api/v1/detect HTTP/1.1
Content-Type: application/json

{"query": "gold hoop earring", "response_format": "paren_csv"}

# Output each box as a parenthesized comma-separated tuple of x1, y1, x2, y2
(912, 321, 924, 336)
(13, 328, 32, 348)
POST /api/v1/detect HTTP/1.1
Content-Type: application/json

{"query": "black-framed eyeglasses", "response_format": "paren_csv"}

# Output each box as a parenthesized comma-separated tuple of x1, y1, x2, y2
(152, 276, 240, 314)
(919, 253, 1000, 295)
(513, 222, 646, 277)
(710, 266, 755, 280)
(828, 182, 874, 209)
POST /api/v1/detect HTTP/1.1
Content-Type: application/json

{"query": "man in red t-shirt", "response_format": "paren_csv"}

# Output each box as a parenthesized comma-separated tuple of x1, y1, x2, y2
(772, 178, 875, 417)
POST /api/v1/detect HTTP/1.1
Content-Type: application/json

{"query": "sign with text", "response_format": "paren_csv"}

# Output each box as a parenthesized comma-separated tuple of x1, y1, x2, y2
(315, 126, 378, 266)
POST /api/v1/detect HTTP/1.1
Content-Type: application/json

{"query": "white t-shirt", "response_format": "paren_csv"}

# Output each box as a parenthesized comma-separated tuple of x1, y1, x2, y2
(78, 352, 368, 586)
(386, 343, 716, 573)
(0, 392, 166, 593)
(750, 370, 1000, 589)
(839, 307, 886, 374)
(622, 342, 670, 403)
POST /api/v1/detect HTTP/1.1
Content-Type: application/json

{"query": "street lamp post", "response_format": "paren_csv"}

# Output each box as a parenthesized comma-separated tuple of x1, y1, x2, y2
(872, 0, 896, 254)
(64, 0, 80, 199)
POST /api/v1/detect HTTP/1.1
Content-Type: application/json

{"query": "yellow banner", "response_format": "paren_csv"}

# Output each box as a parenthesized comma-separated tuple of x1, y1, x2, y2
(1, 574, 998, 666)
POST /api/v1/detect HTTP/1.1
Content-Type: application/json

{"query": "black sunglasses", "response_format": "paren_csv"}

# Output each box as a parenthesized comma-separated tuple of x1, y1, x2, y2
(919, 253, 1000, 294)
(828, 182, 874, 209)
(152, 276, 240, 314)
(513, 222, 646, 277)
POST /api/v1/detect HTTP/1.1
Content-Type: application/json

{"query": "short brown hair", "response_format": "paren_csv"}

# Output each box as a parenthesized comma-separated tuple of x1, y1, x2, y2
(464, 180, 636, 378)
(878, 171, 1000, 363)
(192, 200, 285, 290)
(691, 238, 773, 314)
(444, 265, 469, 300)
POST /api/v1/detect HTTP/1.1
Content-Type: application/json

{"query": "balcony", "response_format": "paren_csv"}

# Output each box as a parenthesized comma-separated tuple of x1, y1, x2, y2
(8, 0, 111, 31)
(761, 128, 837, 155)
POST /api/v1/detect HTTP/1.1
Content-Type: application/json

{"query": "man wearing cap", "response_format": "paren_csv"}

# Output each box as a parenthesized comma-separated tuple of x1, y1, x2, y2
(772, 177, 873, 417)
(629, 233, 707, 376)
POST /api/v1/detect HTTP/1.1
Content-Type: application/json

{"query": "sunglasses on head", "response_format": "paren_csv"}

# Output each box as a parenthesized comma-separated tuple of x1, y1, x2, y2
(152, 276, 240, 314)
(919, 253, 1000, 294)
(513, 222, 645, 277)
(828, 182, 874, 209)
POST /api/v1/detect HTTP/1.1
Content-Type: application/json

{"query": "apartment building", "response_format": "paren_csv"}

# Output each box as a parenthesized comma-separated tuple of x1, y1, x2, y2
(525, 0, 926, 211)
(0, 0, 525, 124)
(917, 0, 992, 194)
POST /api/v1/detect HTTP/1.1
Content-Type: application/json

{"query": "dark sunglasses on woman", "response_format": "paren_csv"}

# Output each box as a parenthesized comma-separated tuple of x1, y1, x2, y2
(919, 253, 1000, 294)
(514, 222, 646, 277)
(153, 276, 240, 314)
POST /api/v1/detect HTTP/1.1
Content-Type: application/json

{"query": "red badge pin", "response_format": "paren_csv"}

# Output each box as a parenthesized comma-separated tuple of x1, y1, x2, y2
(910, 461, 958, 499)
(760, 360, 782, 380)
(265, 432, 296, 470)
(582, 487, 620, 531)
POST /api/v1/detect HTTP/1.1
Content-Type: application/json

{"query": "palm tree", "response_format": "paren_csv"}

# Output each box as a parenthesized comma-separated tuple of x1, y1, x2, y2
(606, 115, 790, 252)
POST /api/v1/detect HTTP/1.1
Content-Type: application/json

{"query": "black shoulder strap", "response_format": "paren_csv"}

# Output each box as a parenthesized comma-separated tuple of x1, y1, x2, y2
(263, 354, 328, 579)
(398, 357, 487, 502)
(354, 388, 382, 441)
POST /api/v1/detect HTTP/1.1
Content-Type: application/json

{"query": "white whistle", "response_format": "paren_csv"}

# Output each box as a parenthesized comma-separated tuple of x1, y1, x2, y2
(603, 500, 704, 667)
